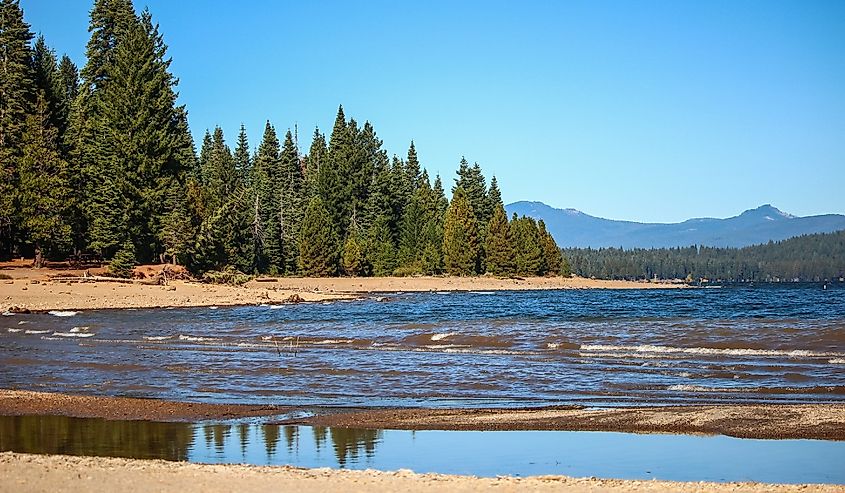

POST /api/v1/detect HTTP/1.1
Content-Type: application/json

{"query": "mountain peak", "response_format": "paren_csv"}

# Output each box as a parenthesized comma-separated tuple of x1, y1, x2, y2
(505, 201, 844, 249)
(741, 204, 795, 220)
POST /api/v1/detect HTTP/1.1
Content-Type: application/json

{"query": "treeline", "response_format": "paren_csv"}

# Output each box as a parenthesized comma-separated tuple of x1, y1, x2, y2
(565, 230, 845, 282)
(0, 0, 568, 278)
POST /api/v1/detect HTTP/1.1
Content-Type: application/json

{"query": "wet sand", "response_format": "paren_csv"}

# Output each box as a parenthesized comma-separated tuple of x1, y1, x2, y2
(2, 390, 843, 440)
(0, 261, 682, 312)
(2, 452, 842, 493)
(286, 404, 845, 441)
(0, 390, 289, 422)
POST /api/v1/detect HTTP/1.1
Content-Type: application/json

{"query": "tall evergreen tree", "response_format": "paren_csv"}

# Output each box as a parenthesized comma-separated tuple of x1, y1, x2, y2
(277, 129, 305, 274)
(233, 123, 250, 185)
(538, 219, 562, 275)
(397, 173, 437, 272)
(303, 127, 326, 199)
(442, 187, 479, 276)
(341, 219, 366, 276)
(18, 93, 71, 267)
(453, 158, 489, 228)
(252, 121, 280, 273)
(319, 105, 349, 235)
(31, 36, 64, 137)
(299, 196, 338, 276)
(487, 176, 503, 212)
(485, 204, 514, 276)
(0, 0, 34, 254)
(511, 214, 543, 276)
(84, 8, 193, 261)
(367, 214, 397, 276)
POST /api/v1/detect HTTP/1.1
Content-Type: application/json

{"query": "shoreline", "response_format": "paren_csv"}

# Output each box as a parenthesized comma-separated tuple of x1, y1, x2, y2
(0, 262, 684, 313)
(4, 452, 842, 493)
(2, 390, 843, 440)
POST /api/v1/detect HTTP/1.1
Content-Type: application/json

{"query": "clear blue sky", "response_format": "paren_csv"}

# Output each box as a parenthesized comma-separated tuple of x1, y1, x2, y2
(21, 0, 845, 223)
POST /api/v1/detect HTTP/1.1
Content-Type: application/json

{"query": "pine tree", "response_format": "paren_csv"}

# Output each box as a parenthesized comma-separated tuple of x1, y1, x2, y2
(0, 0, 34, 253)
(397, 173, 435, 272)
(18, 93, 71, 267)
(320, 105, 350, 235)
(253, 121, 281, 273)
(233, 124, 251, 185)
(342, 219, 366, 276)
(84, 8, 193, 261)
(31, 36, 64, 138)
(303, 127, 326, 199)
(442, 187, 479, 276)
(453, 158, 489, 228)
(80, 0, 136, 93)
(405, 141, 421, 190)
(299, 196, 338, 276)
(109, 239, 135, 278)
(367, 214, 397, 276)
(487, 176, 503, 212)
(485, 204, 514, 276)
(512, 214, 543, 276)
(277, 129, 305, 274)
(538, 219, 562, 276)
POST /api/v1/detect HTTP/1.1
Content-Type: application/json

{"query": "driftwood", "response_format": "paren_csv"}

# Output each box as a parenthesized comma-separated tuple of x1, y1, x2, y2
(47, 275, 134, 284)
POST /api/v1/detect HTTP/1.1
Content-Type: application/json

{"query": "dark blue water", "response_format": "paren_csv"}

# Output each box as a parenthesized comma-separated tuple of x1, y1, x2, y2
(1, 284, 843, 407)
(2, 415, 843, 484)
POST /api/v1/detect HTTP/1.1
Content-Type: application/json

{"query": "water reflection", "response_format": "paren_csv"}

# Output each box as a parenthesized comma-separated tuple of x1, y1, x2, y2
(0, 415, 194, 461)
(0, 415, 843, 484)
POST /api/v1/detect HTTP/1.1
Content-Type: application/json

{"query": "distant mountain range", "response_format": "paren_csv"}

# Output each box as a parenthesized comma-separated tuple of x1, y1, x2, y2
(505, 202, 845, 249)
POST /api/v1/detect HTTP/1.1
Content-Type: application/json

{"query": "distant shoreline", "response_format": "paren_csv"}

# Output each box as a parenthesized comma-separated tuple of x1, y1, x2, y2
(0, 262, 683, 313)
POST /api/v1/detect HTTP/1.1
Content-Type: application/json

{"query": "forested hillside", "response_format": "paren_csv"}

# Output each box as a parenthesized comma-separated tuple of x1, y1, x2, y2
(565, 230, 845, 282)
(0, 0, 566, 278)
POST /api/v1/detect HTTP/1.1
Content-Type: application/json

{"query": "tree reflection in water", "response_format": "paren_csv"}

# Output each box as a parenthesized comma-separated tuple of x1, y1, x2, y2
(328, 428, 382, 467)
(0, 416, 385, 468)
(0, 415, 194, 461)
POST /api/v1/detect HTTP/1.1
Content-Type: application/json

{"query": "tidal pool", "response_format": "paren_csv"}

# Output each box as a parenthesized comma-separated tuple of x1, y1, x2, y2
(1, 415, 843, 484)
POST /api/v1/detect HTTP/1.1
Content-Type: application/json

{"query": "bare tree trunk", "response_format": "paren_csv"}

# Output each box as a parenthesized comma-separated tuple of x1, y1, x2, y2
(34, 244, 44, 269)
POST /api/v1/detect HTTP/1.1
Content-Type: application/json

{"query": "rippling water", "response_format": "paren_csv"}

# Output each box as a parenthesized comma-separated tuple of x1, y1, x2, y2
(1, 284, 843, 407)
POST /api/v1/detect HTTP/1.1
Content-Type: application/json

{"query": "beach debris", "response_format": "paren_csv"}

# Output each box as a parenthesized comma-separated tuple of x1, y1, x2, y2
(6, 306, 30, 314)
(284, 294, 305, 303)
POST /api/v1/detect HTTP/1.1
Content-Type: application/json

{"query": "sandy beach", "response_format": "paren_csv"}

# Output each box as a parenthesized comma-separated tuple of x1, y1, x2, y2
(0, 260, 682, 312)
(4, 452, 842, 493)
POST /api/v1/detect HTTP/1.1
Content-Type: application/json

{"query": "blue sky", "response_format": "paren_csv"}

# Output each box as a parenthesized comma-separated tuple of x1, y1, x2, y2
(21, 0, 845, 223)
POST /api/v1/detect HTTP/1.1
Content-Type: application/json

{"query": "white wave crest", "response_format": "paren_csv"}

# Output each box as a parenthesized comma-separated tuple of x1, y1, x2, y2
(24, 329, 49, 334)
(667, 384, 729, 392)
(1, 311, 14, 316)
(312, 339, 353, 345)
(178, 335, 220, 342)
(6, 328, 22, 333)
(580, 344, 839, 359)
(48, 310, 79, 317)
(52, 331, 95, 338)
(431, 332, 456, 341)
(143, 335, 173, 341)
(70, 326, 90, 333)
(469, 291, 494, 295)
(17, 321, 29, 325)
(830, 358, 845, 364)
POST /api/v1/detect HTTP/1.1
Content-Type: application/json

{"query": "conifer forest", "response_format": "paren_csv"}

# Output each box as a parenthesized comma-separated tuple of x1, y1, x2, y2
(0, 0, 567, 278)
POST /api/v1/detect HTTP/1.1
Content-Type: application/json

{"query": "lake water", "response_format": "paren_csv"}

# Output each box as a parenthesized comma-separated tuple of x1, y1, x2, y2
(1, 415, 843, 484)
(1, 284, 843, 407)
